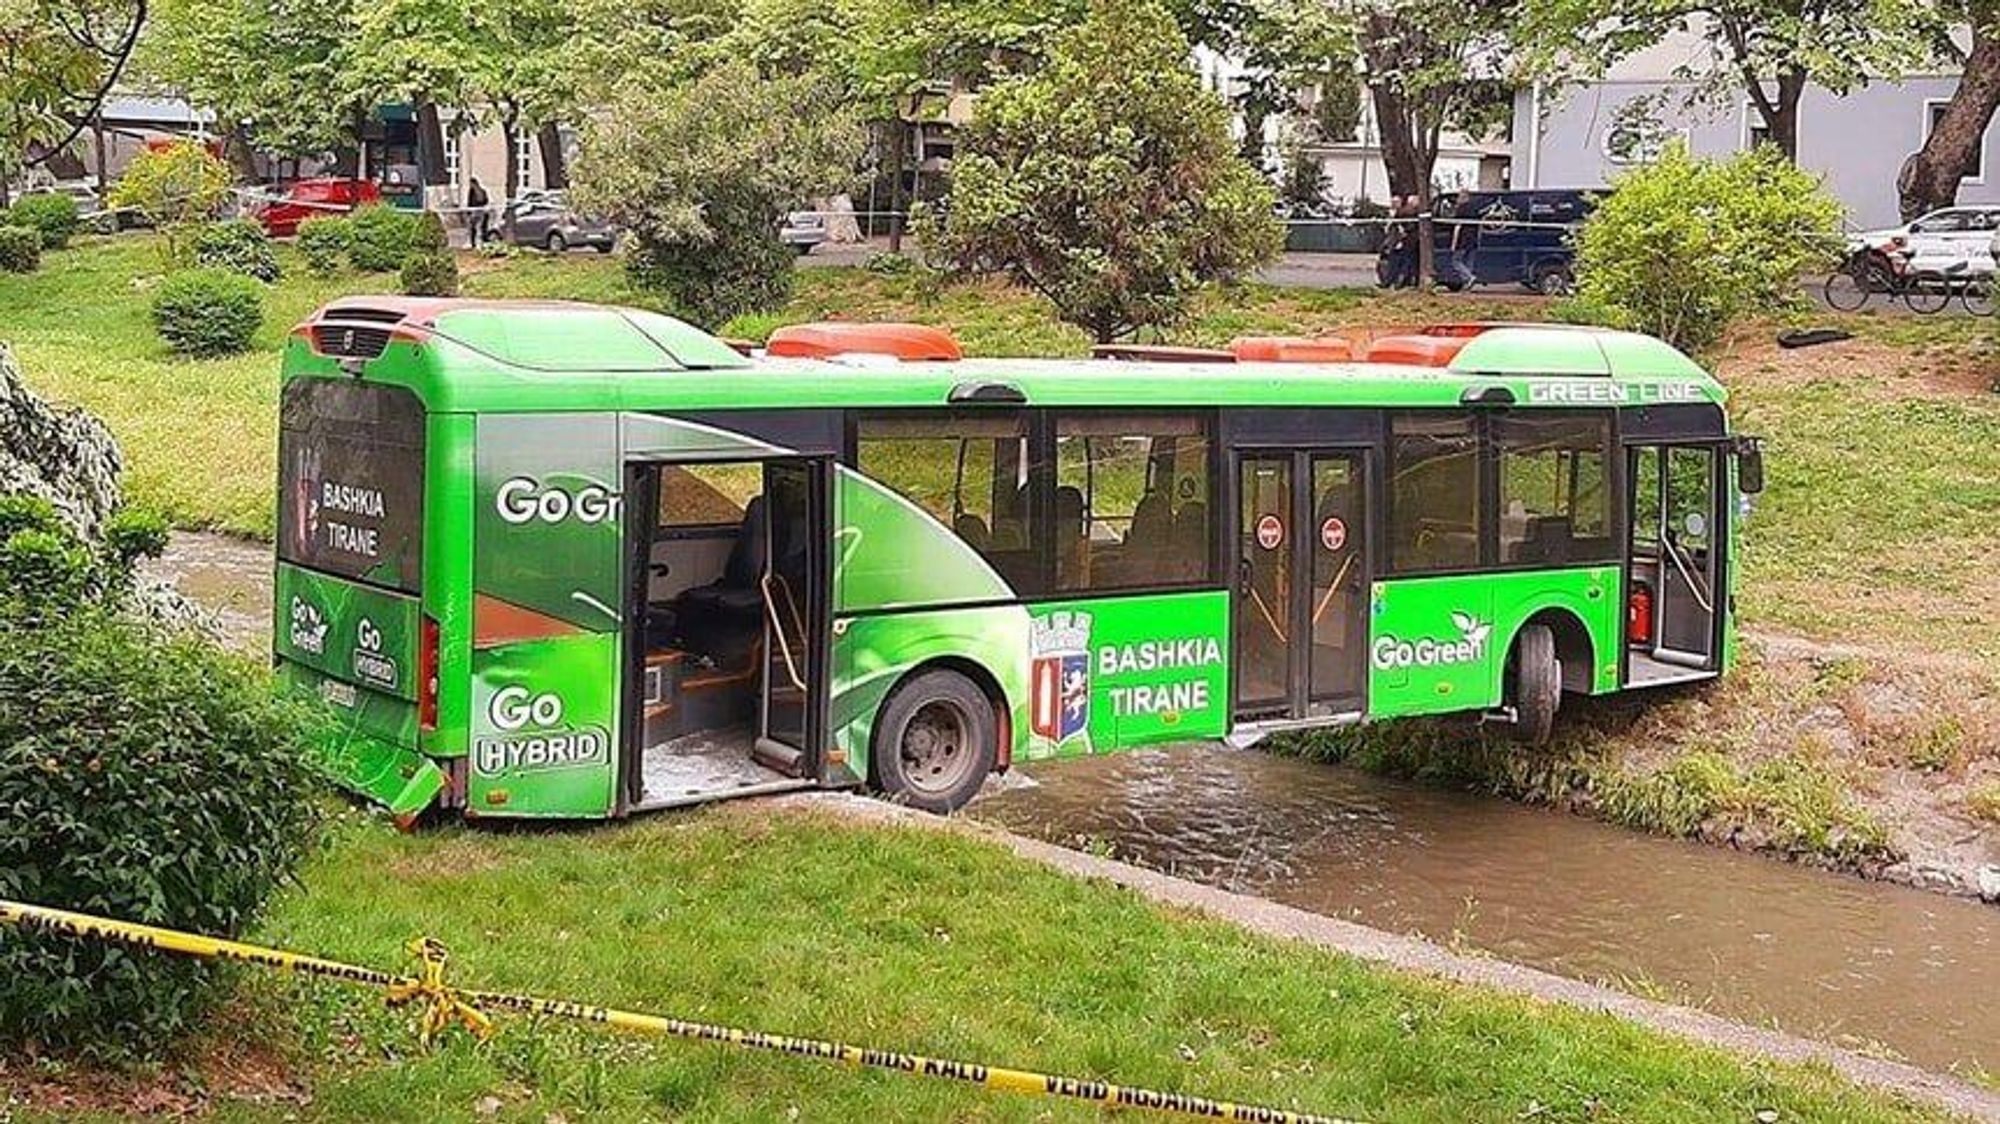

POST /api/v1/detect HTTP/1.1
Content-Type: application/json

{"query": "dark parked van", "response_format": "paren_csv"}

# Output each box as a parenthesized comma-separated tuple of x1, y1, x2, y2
(1431, 188, 1602, 293)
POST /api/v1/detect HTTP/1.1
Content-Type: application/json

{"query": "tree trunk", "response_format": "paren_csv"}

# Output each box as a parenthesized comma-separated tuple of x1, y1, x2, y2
(536, 122, 567, 189)
(92, 112, 108, 186)
(1901, 18, 2000, 219)
(415, 100, 448, 186)
(886, 118, 908, 254)
(222, 124, 260, 182)
(501, 115, 520, 202)
(1370, 83, 1435, 286)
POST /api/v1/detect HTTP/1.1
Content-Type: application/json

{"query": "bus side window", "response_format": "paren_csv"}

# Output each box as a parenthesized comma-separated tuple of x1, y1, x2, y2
(1388, 414, 1481, 573)
(1054, 414, 1212, 592)
(1495, 413, 1616, 566)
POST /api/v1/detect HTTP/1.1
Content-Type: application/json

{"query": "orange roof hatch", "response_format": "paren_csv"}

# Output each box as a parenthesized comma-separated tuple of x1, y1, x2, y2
(1364, 333, 1472, 367)
(1227, 335, 1354, 363)
(766, 321, 962, 361)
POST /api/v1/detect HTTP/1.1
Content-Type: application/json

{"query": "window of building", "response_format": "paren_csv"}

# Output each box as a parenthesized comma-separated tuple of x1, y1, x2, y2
(444, 130, 462, 193)
(1924, 99, 1986, 184)
(514, 134, 534, 193)
(1603, 99, 1675, 165)
(1495, 414, 1616, 566)
(1388, 414, 1481, 573)
(1054, 414, 1212, 591)
(856, 414, 1036, 590)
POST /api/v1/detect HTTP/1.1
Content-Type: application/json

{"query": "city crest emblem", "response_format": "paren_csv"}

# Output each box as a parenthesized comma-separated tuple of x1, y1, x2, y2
(1030, 611, 1092, 744)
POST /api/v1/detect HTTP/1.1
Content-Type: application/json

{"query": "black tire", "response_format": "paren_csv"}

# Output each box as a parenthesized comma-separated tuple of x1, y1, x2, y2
(870, 669, 996, 813)
(545, 230, 568, 253)
(1529, 261, 1574, 296)
(1904, 272, 1951, 315)
(1510, 623, 1561, 745)
(1822, 268, 1868, 311)
(594, 242, 614, 254)
(794, 242, 814, 257)
(1964, 280, 1995, 317)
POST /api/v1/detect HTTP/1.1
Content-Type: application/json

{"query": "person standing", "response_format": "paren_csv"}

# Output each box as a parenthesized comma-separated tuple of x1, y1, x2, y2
(466, 176, 490, 247)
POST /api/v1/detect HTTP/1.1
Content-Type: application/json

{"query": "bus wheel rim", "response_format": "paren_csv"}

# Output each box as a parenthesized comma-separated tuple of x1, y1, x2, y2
(902, 700, 972, 794)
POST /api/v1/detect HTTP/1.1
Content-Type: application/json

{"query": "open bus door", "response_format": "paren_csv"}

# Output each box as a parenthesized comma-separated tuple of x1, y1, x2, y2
(1625, 443, 1723, 685)
(621, 455, 829, 812)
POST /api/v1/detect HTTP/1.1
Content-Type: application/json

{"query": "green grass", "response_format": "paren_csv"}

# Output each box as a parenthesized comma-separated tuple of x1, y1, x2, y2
(25, 805, 1950, 1123)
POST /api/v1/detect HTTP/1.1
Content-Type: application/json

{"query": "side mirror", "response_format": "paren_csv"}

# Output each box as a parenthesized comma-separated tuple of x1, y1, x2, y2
(1735, 435, 1765, 495)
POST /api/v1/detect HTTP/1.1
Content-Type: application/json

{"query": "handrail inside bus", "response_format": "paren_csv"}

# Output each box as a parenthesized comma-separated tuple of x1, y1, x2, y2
(760, 573, 809, 693)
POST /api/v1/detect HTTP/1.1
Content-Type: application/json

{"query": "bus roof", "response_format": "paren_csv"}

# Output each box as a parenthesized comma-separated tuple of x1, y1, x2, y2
(287, 298, 1725, 414)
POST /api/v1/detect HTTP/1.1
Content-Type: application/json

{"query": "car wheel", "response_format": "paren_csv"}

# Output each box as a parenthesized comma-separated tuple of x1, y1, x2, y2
(545, 231, 567, 253)
(1530, 262, 1574, 296)
(870, 669, 996, 814)
(794, 242, 814, 257)
(593, 242, 614, 254)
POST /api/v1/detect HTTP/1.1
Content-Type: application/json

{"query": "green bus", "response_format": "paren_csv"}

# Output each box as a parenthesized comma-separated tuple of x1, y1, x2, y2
(274, 300, 1762, 823)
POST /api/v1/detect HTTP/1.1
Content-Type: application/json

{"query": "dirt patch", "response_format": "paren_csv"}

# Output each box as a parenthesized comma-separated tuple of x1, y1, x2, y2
(1714, 331, 1997, 399)
(0, 1011, 307, 1118)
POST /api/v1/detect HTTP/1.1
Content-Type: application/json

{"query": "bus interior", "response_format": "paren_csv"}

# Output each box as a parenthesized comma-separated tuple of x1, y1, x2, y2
(624, 459, 817, 810)
(1625, 443, 1722, 686)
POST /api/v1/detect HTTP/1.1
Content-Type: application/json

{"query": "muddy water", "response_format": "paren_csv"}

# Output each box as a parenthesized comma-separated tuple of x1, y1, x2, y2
(972, 746, 2000, 1078)
(143, 532, 273, 652)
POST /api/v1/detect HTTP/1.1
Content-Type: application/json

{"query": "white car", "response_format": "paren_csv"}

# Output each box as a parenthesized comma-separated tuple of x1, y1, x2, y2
(1855, 206, 2000, 276)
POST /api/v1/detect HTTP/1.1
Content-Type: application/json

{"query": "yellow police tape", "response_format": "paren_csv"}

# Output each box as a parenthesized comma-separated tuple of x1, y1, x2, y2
(0, 899, 1363, 1124)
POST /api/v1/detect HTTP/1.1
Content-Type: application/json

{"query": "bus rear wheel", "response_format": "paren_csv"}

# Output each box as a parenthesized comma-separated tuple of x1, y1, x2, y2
(871, 669, 996, 814)
(1509, 623, 1561, 745)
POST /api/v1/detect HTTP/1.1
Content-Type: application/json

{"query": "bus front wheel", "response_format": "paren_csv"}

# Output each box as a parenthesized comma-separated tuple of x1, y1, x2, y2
(1509, 624, 1561, 745)
(871, 669, 996, 814)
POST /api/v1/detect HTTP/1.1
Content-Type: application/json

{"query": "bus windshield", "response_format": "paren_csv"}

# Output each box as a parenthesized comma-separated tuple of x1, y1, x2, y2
(277, 379, 425, 593)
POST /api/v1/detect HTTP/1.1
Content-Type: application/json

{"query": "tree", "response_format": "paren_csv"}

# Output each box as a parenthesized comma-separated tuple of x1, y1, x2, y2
(141, 0, 363, 170)
(570, 59, 862, 328)
(0, 0, 145, 203)
(106, 138, 229, 265)
(1568, 143, 1841, 353)
(1523, 0, 1942, 164)
(929, 0, 1281, 343)
(1899, 3, 2000, 219)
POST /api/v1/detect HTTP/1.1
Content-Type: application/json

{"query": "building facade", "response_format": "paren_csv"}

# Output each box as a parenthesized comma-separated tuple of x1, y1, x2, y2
(1512, 28, 2000, 229)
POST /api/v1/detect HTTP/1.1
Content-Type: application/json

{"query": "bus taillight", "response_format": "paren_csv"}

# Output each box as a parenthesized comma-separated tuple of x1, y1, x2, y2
(419, 614, 440, 731)
(1627, 582, 1654, 646)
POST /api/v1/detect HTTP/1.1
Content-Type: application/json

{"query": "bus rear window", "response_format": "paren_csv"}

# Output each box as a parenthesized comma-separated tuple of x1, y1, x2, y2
(277, 379, 425, 592)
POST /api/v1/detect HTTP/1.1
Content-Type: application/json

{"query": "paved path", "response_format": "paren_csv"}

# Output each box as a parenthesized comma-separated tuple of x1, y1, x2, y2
(799, 792, 2000, 1122)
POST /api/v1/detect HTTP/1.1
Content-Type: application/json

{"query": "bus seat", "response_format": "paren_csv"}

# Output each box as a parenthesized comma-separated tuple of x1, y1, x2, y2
(1054, 486, 1088, 585)
(1171, 501, 1207, 578)
(678, 498, 769, 644)
(1127, 491, 1173, 551)
(1365, 334, 1470, 367)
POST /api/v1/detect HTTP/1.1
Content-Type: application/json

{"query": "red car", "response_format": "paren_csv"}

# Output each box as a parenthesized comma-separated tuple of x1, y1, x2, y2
(254, 178, 382, 237)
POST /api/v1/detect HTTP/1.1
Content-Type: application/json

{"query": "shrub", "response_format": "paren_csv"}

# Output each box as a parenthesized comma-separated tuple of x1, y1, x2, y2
(150, 268, 264, 357)
(107, 140, 232, 266)
(348, 204, 418, 272)
(399, 210, 459, 296)
(7, 192, 80, 250)
(296, 215, 351, 276)
(192, 217, 280, 282)
(571, 57, 862, 329)
(0, 609, 323, 1057)
(925, 0, 1281, 342)
(1567, 143, 1841, 354)
(625, 192, 794, 327)
(0, 224, 40, 272)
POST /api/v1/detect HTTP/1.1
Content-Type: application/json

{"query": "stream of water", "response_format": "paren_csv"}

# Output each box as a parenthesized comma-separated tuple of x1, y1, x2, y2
(972, 745, 2000, 1079)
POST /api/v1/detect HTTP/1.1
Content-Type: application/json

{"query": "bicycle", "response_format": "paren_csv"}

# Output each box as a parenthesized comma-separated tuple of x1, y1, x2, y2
(1822, 248, 1906, 312)
(1904, 261, 1993, 315)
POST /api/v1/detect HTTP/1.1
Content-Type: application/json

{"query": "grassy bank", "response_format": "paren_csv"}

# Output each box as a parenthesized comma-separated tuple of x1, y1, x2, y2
(0, 236, 1520, 538)
(6, 235, 1994, 882)
(5, 805, 1956, 1122)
